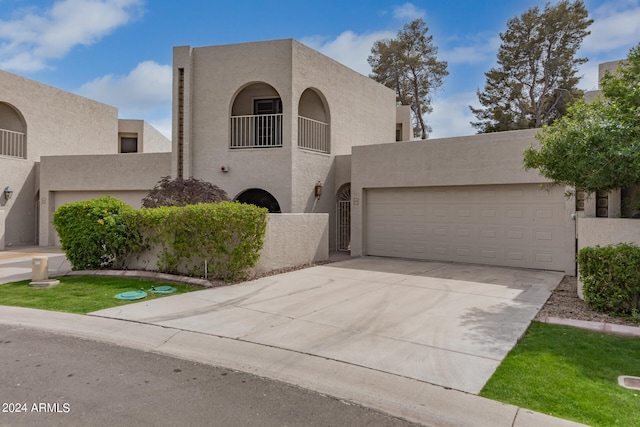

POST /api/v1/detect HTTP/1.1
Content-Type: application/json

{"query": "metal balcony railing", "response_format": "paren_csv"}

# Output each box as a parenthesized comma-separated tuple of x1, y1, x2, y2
(230, 114, 282, 148)
(0, 128, 26, 159)
(298, 116, 329, 153)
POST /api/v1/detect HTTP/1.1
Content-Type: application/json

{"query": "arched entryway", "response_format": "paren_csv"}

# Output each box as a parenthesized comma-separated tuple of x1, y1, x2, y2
(236, 188, 281, 213)
(0, 102, 27, 158)
(336, 183, 351, 251)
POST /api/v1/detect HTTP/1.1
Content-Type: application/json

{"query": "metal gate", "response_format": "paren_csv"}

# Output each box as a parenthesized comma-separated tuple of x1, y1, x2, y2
(336, 184, 351, 251)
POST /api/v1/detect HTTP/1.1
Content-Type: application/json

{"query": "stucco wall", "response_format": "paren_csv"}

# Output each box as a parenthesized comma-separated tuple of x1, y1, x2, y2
(350, 128, 576, 274)
(118, 119, 171, 153)
(126, 213, 329, 276)
(173, 41, 294, 211)
(1, 70, 121, 247)
(39, 153, 171, 245)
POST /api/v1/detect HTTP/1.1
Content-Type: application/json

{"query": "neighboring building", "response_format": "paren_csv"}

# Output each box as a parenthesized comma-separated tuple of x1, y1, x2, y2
(0, 69, 170, 249)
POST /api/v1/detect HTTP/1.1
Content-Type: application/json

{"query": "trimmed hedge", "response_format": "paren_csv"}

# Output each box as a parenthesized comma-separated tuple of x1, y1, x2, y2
(54, 198, 268, 282)
(577, 242, 640, 318)
(128, 202, 267, 281)
(53, 196, 141, 270)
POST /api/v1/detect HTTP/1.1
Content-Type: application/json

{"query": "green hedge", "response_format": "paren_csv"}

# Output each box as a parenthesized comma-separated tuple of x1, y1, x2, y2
(53, 196, 141, 270)
(54, 198, 268, 282)
(577, 242, 640, 318)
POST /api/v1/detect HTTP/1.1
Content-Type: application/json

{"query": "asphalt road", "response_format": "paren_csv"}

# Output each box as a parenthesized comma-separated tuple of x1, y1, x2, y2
(0, 325, 422, 427)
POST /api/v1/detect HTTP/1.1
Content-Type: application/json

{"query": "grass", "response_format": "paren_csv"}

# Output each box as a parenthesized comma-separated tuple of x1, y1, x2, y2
(0, 276, 199, 314)
(481, 322, 640, 427)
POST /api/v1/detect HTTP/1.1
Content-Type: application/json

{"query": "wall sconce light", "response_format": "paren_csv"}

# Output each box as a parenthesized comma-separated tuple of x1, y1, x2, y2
(314, 181, 323, 198)
(3, 186, 13, 200)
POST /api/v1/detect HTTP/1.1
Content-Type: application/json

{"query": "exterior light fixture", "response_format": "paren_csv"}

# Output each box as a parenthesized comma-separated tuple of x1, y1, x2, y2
(314, 181, 323, 198)
(3, 186, 13, 200)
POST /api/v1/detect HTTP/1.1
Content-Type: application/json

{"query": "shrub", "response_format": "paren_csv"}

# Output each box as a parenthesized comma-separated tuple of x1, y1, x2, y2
(577, 243, 640, 317)
(53, 196, 141, 270)
(142, 176, 228, 208)
(130, 202, 268, 281)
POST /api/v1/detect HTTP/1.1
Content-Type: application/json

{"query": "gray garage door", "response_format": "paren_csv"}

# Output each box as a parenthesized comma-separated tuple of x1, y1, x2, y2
(366, 184, 569, 271)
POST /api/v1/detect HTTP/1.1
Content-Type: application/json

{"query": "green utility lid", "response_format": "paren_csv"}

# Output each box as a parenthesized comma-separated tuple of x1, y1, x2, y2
(115, 290, 147, 300)
(149, 285, 177, 294)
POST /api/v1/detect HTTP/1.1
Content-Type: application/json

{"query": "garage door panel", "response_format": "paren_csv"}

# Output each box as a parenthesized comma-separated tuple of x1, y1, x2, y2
(366, 185, 568, 271)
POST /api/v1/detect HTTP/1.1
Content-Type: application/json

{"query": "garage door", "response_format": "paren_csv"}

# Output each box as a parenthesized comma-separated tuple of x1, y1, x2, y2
(366, 184, 569, 271)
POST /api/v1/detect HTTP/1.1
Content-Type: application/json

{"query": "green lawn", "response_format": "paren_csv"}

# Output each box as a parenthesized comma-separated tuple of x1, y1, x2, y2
(0, 276, 199, 314)
(481, 322, 640, 427)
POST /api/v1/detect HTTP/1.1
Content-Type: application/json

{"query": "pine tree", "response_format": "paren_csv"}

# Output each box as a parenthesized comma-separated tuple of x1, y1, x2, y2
(471, 1, 592, 133)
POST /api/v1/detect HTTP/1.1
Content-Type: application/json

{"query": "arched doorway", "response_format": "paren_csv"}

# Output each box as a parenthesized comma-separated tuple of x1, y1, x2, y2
(236, 188, 281, 213)
(336, 183, 351, 251)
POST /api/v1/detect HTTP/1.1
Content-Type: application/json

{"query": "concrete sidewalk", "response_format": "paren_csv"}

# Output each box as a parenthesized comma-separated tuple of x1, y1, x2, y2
(0, 248, 587, 426)
(0, 246, 70, 284)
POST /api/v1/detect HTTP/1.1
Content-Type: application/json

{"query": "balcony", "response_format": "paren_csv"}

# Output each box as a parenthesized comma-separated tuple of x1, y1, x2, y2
(0, 128, 26, 159)
(298, 116, 329, 153)
(230, 114, 282, 148)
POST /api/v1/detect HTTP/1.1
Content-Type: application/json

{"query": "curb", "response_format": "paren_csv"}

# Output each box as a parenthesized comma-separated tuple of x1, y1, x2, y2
(538, 316, 640, 337)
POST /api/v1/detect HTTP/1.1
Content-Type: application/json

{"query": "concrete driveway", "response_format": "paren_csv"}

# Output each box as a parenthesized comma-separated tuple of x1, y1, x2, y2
(92, 257, 564, 394)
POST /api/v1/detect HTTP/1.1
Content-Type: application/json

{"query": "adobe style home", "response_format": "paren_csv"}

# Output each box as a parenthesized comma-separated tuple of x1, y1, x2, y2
(0, 69, 170, 250)
(8, 37, 632, 277)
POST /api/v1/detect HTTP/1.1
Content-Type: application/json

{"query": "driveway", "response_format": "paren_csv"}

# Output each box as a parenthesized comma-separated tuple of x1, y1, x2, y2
(92, 257, 564, 394)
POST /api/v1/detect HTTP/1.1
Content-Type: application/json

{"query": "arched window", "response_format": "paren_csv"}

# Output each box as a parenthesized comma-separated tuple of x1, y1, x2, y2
(0, 102, 27, 159)
(235, 188, 281, 213)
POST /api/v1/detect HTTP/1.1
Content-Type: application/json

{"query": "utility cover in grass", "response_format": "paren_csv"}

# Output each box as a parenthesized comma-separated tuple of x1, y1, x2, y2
(115, 290, 147, 300)
(149, 285, 177, 294)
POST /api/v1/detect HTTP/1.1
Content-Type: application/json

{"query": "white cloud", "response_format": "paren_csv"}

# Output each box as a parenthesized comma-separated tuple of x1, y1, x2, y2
(0, 0, 144, 72)
(428, 92, 478, 139)
(582, 1, 640, 53)
(77, 60, 172, 117)
(393, 3, 426, 21)
(442, 34, 501, 65)
(301, 30, 395, 76)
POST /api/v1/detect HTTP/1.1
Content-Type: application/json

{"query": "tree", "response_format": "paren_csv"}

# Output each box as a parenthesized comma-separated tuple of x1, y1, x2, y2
(523, 43, 640, 194)
(142, 176, 228, 208)
(368, 18, 448, 139)
(471, 1, 592, 133)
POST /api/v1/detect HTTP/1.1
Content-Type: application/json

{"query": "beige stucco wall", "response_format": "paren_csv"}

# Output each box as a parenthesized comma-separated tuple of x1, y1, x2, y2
(39, 152, 171, 246)
(350, 128, 576, 274)
(118, 119, 171, 153)
(396, 105, 413, 141)
(126, 213, 329, 275)
(1, 69, 120, 247)
(253, 213, 329, 273)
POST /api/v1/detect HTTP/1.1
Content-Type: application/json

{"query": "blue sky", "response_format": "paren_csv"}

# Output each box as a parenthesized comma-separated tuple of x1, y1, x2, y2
(1, 0, 639, 139)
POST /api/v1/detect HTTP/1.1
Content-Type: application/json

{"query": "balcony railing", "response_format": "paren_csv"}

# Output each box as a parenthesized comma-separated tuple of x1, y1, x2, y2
(0, 128, 26, 159)
(230, 114, 282, 148)
(298, 116, 329, 153)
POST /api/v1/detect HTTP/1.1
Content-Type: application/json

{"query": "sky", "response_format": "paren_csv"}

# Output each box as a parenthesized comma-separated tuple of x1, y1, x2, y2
(1, 0, 639, 140)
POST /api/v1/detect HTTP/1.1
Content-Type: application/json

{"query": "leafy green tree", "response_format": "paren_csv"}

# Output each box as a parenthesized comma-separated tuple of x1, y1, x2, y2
(524, 43, 640, 194)
(471, 1, 592, 133)
(368, 18, 448, 139)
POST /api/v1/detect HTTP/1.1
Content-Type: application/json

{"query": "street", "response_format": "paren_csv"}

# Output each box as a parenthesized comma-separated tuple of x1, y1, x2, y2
(0, 325, 420, 427)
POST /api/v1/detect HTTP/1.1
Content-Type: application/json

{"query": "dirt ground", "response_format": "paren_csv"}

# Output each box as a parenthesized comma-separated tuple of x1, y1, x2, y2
(536, 275, 640, 327)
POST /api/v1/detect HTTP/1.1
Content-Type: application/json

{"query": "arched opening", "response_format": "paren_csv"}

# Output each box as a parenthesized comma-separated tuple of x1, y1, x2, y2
(0, 102, 27, 158)
(236, 188, 281, 213)
(336, 183, 351, 251)
(298, 88, 330, 153)
(230, 83, 283, 148)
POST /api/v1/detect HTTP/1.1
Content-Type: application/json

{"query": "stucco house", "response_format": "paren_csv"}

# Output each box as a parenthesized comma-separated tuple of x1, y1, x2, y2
(0, 69, 171, 250)
(10, 38, 629, 278)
